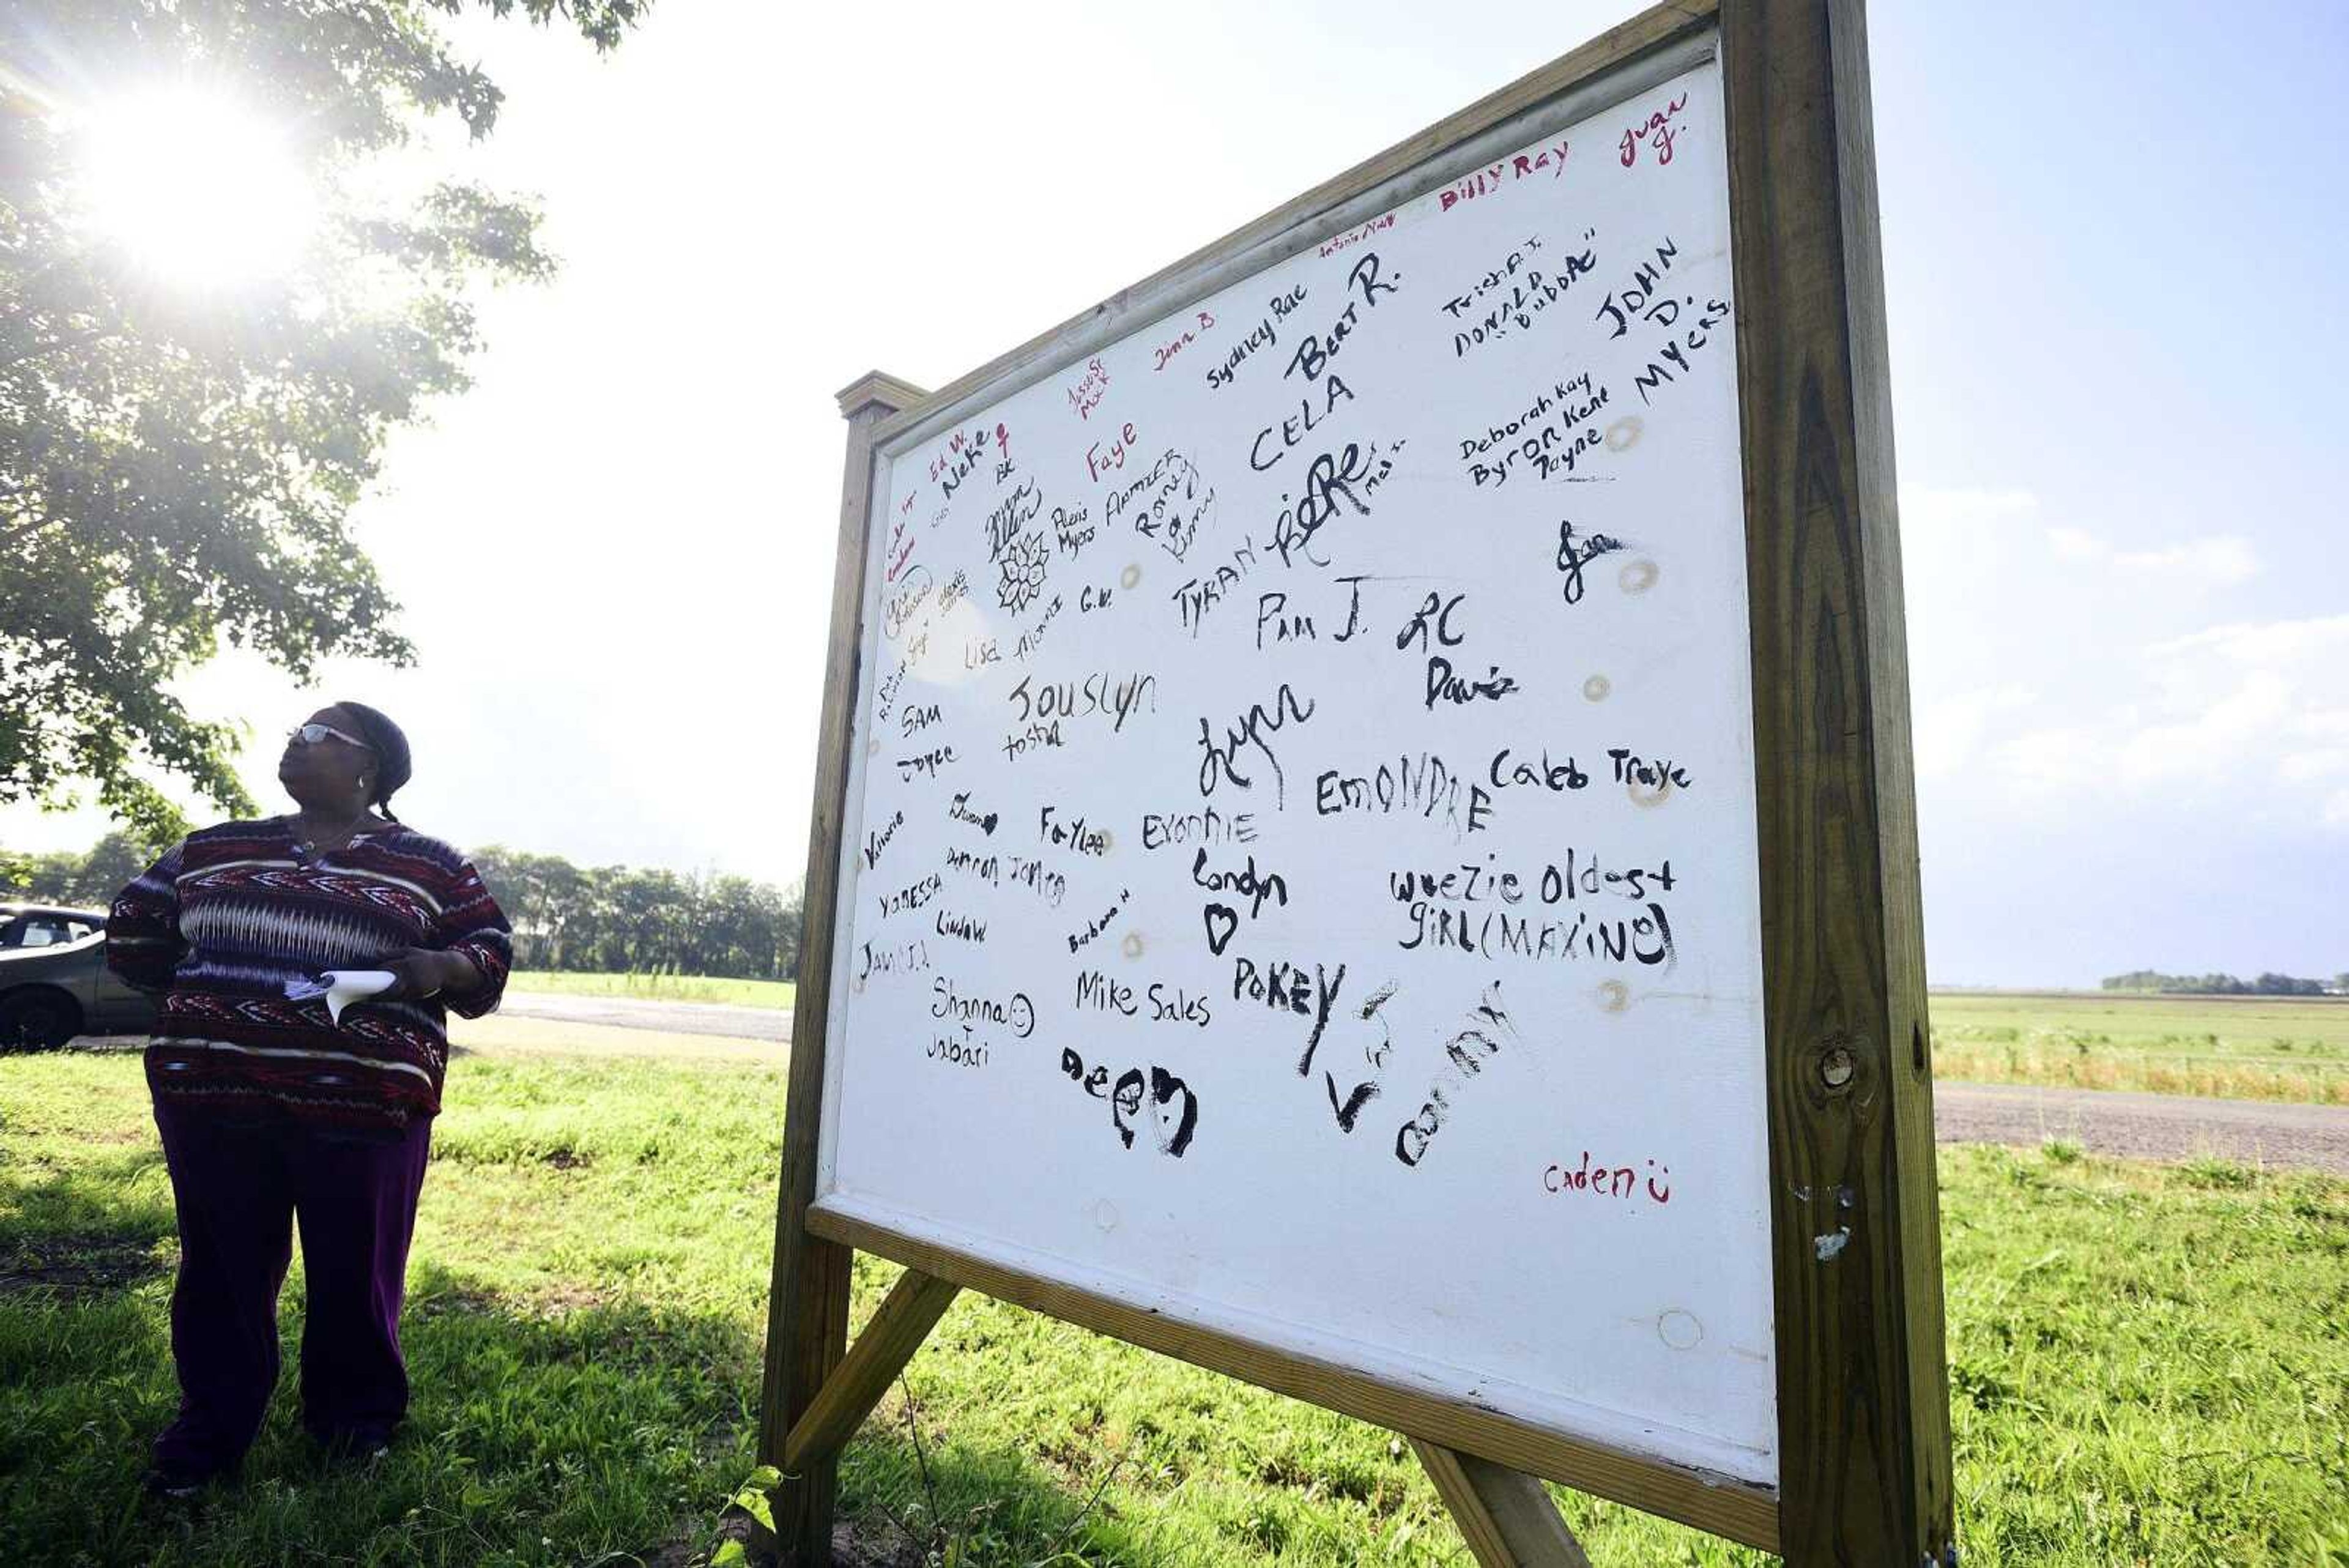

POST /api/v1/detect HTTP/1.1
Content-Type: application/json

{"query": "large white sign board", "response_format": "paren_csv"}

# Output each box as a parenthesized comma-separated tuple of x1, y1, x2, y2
(816, 53, 1775, 1487)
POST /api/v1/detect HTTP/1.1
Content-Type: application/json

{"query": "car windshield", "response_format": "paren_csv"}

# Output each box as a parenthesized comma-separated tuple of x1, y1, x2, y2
(1, 915, 102, 948)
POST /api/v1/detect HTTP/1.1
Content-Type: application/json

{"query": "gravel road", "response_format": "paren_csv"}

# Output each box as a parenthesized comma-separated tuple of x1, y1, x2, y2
(1934, 1082, 2349, 1174)
(499, 990, 795, 1041)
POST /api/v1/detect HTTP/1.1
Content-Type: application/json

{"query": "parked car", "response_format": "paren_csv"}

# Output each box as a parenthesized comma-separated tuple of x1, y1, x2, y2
(0, 902, 160, 1047)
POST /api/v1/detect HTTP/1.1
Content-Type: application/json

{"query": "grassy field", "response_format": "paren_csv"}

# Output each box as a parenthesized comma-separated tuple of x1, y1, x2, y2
(3, 1032, 2345, 1566)
(1931, 992, 2349, 1105)
(507, 972, 799, 1011)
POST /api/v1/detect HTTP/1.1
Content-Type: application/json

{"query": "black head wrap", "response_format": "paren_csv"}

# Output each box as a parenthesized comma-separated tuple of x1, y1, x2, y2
(335, 701, 412, 822)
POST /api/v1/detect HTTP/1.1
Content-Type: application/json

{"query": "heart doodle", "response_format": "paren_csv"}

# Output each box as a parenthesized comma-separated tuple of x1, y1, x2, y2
(1203, 902, 1239, 956)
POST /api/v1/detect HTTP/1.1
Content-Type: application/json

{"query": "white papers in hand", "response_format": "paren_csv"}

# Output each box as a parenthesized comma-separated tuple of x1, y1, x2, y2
(282, 968, 397, 1025)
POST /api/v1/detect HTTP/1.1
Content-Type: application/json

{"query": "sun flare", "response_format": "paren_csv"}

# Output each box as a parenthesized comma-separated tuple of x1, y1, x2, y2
(75, 87, 317, 289)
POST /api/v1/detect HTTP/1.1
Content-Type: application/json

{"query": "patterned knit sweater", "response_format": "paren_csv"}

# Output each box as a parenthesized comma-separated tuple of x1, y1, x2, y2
(106, 817, 512, 1131)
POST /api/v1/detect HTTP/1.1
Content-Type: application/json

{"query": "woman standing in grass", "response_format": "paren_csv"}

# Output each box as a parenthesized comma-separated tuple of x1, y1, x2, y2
(105, 703, 511, 1497)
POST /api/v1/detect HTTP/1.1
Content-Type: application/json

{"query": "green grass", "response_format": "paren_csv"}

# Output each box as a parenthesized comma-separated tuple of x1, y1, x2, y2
(506, 971, 797, 1011)
(1929, 991, 2349, 1104)
(6, 1044, 2343, 1565)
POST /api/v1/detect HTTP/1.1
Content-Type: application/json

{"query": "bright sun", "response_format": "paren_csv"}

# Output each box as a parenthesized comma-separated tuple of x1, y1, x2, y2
(76, 87, 318, 289)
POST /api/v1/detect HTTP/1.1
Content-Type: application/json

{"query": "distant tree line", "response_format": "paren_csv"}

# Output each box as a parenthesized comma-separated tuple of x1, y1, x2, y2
(1, 831, 155, 909)
(2101, 970, 2347, 997)
(466, 847, 803, 981)
(2, 833, 804, 983)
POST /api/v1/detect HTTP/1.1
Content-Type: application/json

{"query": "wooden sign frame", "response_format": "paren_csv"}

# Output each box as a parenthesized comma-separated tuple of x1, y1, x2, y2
(759, 1, 1953, 1562)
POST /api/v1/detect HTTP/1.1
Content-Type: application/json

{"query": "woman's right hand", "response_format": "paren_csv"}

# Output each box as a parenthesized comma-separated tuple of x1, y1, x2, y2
(370, 948, 451, 1003)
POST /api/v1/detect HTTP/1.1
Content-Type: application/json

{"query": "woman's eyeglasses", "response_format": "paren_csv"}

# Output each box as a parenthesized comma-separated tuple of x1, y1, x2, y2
(287, 723, 374, 751)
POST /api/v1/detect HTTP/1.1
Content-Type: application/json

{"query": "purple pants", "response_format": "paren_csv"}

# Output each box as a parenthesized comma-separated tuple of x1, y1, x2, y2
(152, 1099, 432, 1474)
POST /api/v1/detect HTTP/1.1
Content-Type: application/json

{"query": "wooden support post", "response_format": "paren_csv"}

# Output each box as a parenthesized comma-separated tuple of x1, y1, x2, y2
(783, 1269, 962, 1472)
(1412, 1440, 1593, 1568)
(758, 370, 929, 1567)
(1722, 0, 1955, 1562)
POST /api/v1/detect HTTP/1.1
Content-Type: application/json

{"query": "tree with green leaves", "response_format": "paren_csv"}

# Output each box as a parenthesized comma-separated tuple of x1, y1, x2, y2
(1, 1, 646, 844)
(0, 828, 144, 904)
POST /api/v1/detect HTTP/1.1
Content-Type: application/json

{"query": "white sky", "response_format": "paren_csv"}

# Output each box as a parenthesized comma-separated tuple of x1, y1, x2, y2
(10, 1, 2347, 986)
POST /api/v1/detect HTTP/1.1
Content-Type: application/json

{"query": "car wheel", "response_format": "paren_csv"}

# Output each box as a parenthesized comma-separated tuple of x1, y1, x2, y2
(0, 989, 83, 1050)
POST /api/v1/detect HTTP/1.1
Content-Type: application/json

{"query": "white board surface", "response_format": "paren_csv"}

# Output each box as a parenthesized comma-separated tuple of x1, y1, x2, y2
(817, 50, 1776, 1487)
